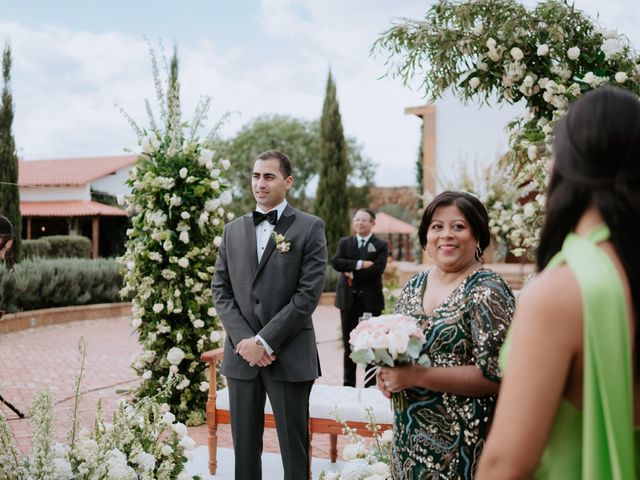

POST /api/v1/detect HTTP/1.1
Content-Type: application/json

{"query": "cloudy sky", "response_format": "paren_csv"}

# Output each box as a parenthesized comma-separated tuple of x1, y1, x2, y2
(2, 0, 639, 187)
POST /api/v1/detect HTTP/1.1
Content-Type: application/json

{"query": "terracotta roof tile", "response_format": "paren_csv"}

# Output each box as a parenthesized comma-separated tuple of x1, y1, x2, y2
(21, 200, 127, 217)
(19, 155, 137, 187)
(372, 212, 417, 235)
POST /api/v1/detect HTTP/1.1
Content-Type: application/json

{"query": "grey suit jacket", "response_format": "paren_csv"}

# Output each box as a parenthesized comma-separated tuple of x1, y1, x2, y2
(211, 204, 327, 382)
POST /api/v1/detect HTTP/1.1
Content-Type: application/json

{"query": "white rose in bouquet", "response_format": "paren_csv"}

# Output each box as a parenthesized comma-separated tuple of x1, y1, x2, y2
(167, 347, 185, 365)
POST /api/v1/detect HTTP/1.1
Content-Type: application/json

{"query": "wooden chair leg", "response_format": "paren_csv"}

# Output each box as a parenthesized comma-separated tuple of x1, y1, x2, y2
(330, 433, 338, 463)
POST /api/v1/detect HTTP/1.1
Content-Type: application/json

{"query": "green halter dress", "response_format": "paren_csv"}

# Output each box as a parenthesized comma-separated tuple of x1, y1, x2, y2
(502, 224, 640, 479)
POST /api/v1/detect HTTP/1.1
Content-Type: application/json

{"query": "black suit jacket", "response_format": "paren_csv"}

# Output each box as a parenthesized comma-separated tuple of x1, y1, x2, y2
(331, 234, 388, 313)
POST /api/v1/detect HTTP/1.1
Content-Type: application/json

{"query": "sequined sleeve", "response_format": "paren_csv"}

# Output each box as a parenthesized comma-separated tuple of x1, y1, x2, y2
(467, 272, 515, 382)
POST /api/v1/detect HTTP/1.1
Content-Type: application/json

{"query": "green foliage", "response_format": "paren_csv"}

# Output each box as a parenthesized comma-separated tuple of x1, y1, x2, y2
(0, 258, 122, 313)
(119, 44, 228, 424)
(21, 236, 92, 260)
(20, 239, 51, 260)
(214, 114, 375, 215)
(315, 71, 350, 256)
(374, 0, 640, 254)
(0, 43, 21, 257)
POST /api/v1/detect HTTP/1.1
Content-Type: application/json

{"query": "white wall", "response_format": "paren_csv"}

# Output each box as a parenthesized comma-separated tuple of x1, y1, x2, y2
(90, 167, 131, 197)
(20, 185, 90, 201)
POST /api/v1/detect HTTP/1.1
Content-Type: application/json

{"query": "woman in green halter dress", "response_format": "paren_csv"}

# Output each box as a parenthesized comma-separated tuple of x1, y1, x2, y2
(477, 87, 640, 479)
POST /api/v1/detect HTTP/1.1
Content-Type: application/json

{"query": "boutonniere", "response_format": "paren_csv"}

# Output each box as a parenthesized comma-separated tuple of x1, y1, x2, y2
(272, 232, 291, 253)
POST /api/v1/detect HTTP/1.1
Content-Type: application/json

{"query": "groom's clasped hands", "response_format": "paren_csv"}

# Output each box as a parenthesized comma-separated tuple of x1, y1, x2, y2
(235, 337, 277, 367)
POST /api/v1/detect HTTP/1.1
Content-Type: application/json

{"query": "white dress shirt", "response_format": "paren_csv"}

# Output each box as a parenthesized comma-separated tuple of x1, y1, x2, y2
(253, 200, 288, 355)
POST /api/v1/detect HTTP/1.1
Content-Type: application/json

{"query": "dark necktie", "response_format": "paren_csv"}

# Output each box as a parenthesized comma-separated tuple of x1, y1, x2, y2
(358, 239, 367, 259)
(253, 210, 278, 226)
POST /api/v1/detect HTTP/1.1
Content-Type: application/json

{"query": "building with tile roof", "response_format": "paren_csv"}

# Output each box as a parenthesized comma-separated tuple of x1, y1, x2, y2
(18, 155, 137, 258)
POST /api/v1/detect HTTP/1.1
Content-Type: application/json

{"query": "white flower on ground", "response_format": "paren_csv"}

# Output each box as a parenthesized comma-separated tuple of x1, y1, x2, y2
(199, 381, 210, 392)
(179, 167, 188, 179)
(173, 422, 188, 438)
(162, 411, 176, 425)
(135, 451, 156, 472)
(510, 47, 524, 61)
(152, 303, 164, 314)
(167, 347, 185, 365)
(567, 46, 580, 60)
(469, 77, 481, 89)
(178, 257, 189, 268)
(220, 190, 232, 205)
(615, 71, 628, 83)
(180, 435, 196, 450)
(536, 44, 549, 56)
(601, 38, 624, 60)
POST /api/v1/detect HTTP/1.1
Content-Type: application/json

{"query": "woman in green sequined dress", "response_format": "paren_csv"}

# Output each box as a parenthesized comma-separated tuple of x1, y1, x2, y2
(477, 87, 640, 479)
(378, 192, 515, 479)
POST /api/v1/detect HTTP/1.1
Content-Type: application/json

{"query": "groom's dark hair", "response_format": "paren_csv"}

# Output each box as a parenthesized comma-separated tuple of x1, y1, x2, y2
(255, 150, 292, 178)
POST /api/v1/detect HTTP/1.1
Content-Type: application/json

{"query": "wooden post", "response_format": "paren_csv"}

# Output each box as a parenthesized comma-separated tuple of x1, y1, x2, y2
(91, 217, 99, 258)
(26, 217, 32, 239)
(405, 104, 437, 199)
(202, 349, 222, 475)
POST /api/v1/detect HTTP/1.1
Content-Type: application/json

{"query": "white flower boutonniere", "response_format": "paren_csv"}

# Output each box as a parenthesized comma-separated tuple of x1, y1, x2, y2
(272, 232, 291, 253)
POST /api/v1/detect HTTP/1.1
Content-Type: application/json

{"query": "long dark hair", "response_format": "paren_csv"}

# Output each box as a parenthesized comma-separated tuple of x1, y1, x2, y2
(418, 191, 490, 253)
(537, 86, 640, 371)
(0, 215, 16, 271)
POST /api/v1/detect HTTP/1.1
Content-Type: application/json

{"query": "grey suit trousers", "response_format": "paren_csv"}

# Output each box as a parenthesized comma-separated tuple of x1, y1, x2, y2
(228, 370, 313, 480)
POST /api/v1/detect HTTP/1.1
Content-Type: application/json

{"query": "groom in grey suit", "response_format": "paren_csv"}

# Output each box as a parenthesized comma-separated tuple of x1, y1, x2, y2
(212, 150, 327, 480)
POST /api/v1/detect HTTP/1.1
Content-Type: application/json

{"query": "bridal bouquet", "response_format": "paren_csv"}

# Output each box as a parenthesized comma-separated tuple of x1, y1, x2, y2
(349, 314, 430, 369)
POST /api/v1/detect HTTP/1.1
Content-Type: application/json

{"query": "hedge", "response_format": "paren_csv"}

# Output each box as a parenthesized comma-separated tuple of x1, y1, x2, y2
(21, 235, 92, 260)
(0, 258, 124, 313)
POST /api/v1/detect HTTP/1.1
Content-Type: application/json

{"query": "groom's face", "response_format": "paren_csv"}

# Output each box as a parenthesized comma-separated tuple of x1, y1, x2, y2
(252, 159, 293, 210)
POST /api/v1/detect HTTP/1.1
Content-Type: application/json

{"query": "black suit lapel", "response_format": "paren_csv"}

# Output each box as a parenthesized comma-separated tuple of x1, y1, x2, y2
(254, 210, 296, 279)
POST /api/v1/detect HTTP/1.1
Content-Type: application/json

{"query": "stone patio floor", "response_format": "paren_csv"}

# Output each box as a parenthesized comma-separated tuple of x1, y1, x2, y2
(0, 304, 366, 461)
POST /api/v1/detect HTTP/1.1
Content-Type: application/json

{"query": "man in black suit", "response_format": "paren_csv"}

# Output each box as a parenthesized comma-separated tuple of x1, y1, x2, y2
(332, 208, 388, 387)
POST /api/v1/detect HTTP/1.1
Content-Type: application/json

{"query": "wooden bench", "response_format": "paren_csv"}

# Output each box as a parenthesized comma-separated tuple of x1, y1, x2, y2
(201, 348, 393, 475)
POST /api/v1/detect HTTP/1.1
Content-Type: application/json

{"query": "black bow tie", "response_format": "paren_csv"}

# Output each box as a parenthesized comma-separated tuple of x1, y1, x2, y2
(253, 210, 278, 226)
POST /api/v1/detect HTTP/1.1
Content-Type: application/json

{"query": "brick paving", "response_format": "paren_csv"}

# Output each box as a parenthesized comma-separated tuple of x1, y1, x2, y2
(0, 304, 364, 460)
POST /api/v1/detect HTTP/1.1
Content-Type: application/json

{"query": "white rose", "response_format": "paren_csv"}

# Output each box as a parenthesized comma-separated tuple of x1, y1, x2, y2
(199, 148, 214, 165)
(380, 428, 394, 444)
(522, 75, 534, 88)
(220, 190, 233, 205)
(141, 134, 159, 154)
(152, 303, 164, 313)
(176, 378, 190, 390)
(615, 71, 628, 83)
(486, 38, 496, 49)
(469, 77, 481, 89)
(210, 180, 220, 190)
(567, 46, 580, 60)
(179, 167, 188, 179)
(173, 422, 188, 438)
(169, 365, 178, 375)
(510, 47, 524, 61)
(179, 231, 190, 244)
(199, 381, 210, 392)
(180, 211, 190, 219)
(220, 159, 231, 170)
(167, 347, 185, 365)
(213, 236, 222, 247)
(487, 48, 502, 62)
(601, 38, 623, 60)
(527, 145, 537, 160)
(371, 462, 390, 476)
(208, 307, 217, 317)
(342, 443, 361, 460)
(524, 203, 536, 218)
(161, 444, 174, 456)
(160, 403, 171, 413)
(536, 44, 549, 56)
(210, 330, 222, 342)
(512, 214, 523, 226)
(193, 319, 204, 328)
(204, 198, 221, 212)
(142, 370, 152, 380)
(476, 59, 489, 71)
(131, 317, 142, 329)
(135, 451, 156, 471)
(162, 411, 176, 425)
(178, 257, 189, 268)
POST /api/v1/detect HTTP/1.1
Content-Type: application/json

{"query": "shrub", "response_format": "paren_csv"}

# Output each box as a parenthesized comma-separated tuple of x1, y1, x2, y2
(20, 235, 92, 260)
(0, 258, 123, 313)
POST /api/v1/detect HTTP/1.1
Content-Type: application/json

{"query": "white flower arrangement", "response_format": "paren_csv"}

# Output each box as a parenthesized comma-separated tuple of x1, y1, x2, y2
(271, 232, 291, 253)
(0, 340, 199, 480)
(318, 407, 392, 480)
(375, 0, 640, 256)
(118, 43, 228, 425)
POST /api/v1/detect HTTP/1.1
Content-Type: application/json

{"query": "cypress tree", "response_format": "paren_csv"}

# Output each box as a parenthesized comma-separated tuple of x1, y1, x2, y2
(0, 43, 21, 255)
(315, 70, 349, 256)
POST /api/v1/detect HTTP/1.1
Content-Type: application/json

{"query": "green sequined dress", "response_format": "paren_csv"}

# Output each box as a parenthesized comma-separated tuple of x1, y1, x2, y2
(391, 268, 515, 479)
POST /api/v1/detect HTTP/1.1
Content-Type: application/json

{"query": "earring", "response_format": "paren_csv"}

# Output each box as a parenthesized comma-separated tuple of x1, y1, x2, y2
(475, 244, 483, 264)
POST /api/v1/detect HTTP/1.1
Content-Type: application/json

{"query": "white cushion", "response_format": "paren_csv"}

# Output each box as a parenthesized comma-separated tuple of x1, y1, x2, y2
(216, 384, 393, 424)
